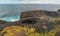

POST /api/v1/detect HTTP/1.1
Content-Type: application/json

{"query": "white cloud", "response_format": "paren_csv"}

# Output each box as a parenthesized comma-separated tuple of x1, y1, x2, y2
(0, 0, 60, 4)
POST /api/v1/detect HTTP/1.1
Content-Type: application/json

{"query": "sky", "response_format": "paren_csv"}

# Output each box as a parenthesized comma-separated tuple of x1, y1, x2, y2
(0, 0, 55, 1)
(0, 4, 60, 17)
(0, 0, 60, 4)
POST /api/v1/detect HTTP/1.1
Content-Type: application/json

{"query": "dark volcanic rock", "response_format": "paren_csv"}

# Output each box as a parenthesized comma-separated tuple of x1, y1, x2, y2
(20, 10, 58, 19)
(0, 20, 7, 31)
(19, 10, 60, 33)
(20, 10, 53, 33)
(0, 20, 7, 24)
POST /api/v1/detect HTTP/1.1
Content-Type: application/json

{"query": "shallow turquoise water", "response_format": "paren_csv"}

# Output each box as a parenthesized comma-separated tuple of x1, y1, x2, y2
(0, 15, 20, 22)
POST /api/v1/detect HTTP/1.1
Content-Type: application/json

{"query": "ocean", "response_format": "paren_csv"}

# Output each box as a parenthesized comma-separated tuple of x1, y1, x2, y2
(0, 15, 20, 22)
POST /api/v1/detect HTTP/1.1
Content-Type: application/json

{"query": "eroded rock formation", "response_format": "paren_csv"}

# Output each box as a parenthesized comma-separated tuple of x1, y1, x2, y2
(0, 10, 60, 36)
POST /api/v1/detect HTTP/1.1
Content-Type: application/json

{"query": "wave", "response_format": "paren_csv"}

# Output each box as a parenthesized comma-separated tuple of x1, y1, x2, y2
(0, 15, 20, 22)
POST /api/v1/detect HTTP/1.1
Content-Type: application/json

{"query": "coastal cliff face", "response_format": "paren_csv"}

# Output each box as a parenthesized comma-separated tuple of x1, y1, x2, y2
(0, 10, 60, 36)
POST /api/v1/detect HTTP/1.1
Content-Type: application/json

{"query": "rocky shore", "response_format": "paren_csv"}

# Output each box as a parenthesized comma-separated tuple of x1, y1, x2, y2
(0, 9, 60, 36)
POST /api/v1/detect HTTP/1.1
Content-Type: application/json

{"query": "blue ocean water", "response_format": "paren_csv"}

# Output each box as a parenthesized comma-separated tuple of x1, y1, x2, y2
(0, 15, 20, 22)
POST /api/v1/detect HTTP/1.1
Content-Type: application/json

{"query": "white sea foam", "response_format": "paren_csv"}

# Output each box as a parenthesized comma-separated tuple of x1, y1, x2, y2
(0, 15, 20, 22)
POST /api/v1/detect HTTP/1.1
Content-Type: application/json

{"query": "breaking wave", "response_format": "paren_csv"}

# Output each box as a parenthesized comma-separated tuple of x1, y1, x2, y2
(0, 15, 20, 22)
